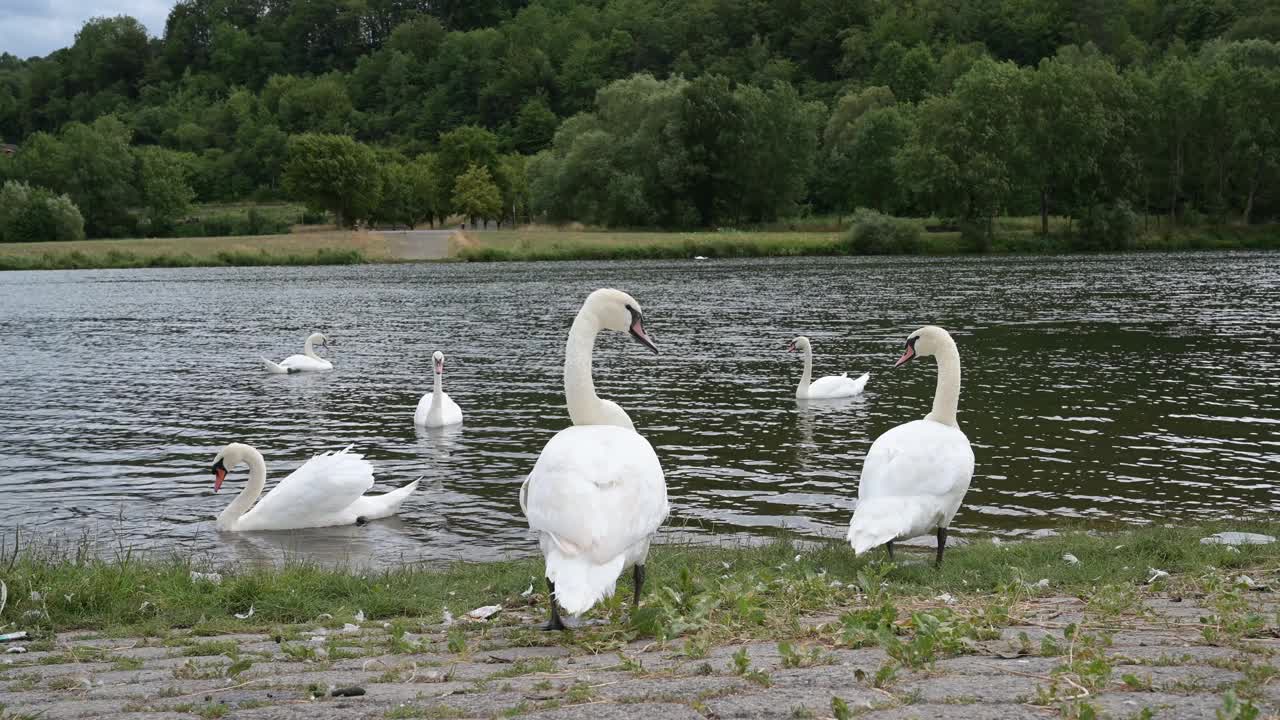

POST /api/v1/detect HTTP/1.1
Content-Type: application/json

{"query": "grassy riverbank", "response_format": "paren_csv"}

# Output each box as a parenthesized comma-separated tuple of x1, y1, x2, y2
(455, 222, 1280, 262)
(0, 230, 385, 270)
(1, 220, 1276, 270)
(3, 523, 1276, 640)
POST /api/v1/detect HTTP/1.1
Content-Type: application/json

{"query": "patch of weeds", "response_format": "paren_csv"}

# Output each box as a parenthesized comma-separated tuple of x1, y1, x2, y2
(281, 643, 318, 661)
(172, 659, 229, 680)
(1217, 690, 1260, 720)
(47, 675, 84, 691)
(832, 696, 851, 720)
(565, 681, 596, 704)
(110, 655, 145, 671)
(533, 679, 553, 691)
(778, 641, 828, 669)
(1234, 662, 1280, 700)
(226, 657, 254, 678)
(1122, 672, 1154, 691)
(732, 647, 772, 687)
(682, 632, 711, 659)
(1058, 699, 1101, 719)
(239, 699, 267, 710)
(839, 602, 897, 648)
(157, 685, 183, 697)
(196, 703, 229, 719)
(183, 640, 238, 657)
(878, 609, 978, 668)
(385, 706, 467, 719)
(8, 672, 41, 691)
(1086, 584, 1145, 621)
(488, 657, 558, 679)
(1128, 708, 1156, 720)
(446, 627, 467, 654)
(790, 707, 816, 719)
(1200, 583, 1267, 645)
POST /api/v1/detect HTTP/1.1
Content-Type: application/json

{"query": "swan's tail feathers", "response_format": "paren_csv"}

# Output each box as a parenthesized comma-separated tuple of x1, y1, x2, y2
(359, 478, 420, 521)
(847, 496, 931, 556)
(262, 357, 297, 374)
(544, 546, 626, 616)
(850, 372, 870, 394)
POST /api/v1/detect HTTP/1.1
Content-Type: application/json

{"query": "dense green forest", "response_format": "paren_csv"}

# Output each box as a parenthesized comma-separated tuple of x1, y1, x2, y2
(1, 0, 1279, 242)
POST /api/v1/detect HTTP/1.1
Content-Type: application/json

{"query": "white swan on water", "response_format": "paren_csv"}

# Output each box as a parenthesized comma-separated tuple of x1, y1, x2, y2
(846, 326, 974, 566)
(262, 332, 333, 373)
(519, 289, 669, 629)
(210, 443, 418, 531)
(414, 351, 463, 428)
(788, 336, 869, 399)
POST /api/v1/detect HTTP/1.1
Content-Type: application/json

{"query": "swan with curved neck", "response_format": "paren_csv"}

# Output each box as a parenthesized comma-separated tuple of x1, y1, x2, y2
(564, 288, 658, 429)
(521, 288, 668, 631)
(787, 336, 869, 399)
(415, 351, 463, 428)
(263, 332, 333, 374)
(846, 325, 974, 566)
(211, 442, 418, 531)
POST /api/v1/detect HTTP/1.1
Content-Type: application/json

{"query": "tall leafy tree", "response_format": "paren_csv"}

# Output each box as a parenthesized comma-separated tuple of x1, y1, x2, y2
(283, 133, 382, 227)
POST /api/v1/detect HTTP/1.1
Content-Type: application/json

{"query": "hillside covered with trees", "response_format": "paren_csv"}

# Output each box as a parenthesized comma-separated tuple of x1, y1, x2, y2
(1, 0, 1279, 243)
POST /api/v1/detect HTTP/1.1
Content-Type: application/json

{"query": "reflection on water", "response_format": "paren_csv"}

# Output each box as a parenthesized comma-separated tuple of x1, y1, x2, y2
(0, 252, 1277, 567)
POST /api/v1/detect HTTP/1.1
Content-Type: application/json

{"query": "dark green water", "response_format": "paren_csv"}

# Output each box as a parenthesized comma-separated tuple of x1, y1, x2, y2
(0, 252, 1276, 566)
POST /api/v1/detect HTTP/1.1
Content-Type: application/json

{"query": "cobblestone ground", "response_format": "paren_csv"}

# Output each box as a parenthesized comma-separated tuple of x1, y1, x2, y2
(2, 593, 1277, 719)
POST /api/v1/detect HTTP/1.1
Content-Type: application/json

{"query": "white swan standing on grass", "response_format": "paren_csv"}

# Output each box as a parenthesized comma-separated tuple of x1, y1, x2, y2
(210, 443, 419, 531)
(262, 332, 333, 373)
(519, 289, 669, 630)
(847, 326, 974, 566)
(788, 336, 869, 399)
(415, 351, 463, 428)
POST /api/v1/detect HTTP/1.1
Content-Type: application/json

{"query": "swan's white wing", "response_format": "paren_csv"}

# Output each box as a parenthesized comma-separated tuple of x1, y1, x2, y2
(850, 419, 973, 550)
(807, 372, 869, 399)
(278, 354, 332, 371)
(413, 393, 432, 426)
(523, 426, 667, 565)
(858, 419, 973, 502)
(240, 447, 374, 528)
(441, 394, 464, 425)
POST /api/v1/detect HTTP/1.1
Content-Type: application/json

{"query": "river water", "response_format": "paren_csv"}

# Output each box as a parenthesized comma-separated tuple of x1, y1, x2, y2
(0, 253, 1277, 567)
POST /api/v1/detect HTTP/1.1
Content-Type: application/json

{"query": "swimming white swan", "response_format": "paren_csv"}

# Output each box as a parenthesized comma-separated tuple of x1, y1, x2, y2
(415, 351, 463, 428)
(788, 336, 869, 399)
(520, 289, 668, 630)
(210, 443, 418, 531)
(263, 333, 333, 374)
(846, 326, 974, 565)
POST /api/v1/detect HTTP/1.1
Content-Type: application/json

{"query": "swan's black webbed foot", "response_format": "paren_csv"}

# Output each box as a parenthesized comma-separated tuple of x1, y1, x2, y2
(355, 516, 368, 526)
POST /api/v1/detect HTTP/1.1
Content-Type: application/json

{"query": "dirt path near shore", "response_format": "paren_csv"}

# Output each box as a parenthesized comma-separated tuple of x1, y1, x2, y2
(2, 589, 1277, 720)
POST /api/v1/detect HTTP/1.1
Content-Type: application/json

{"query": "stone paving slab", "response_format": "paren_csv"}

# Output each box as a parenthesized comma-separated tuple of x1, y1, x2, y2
(1, 593, 1277, 719)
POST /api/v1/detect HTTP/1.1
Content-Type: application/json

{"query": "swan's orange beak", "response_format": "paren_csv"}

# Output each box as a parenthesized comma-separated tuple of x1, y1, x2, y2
(212, 460, 227, 492)
(894, 338, 918, 368)
(628, 314, 659, 354)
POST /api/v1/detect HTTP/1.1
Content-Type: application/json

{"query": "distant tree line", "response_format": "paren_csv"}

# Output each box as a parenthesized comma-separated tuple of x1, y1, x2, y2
(0, 0, 1278, 238)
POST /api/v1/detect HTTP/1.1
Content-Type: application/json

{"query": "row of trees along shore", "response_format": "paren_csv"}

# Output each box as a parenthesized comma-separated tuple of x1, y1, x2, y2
(1, 0, 1279, 242)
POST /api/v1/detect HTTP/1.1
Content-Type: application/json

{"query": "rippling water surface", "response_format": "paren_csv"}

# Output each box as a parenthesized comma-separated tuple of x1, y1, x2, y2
(1, 253, 1277, 566)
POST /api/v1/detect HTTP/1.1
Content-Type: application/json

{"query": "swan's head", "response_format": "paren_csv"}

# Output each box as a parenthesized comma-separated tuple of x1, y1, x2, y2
(209, 442, 252, 492)
(786, 336, 811, 353)
(582, 288, 658, 354)
(433, 350, 445, 375)
(895, 325, 952, 368)
(309, 333, 330, 351)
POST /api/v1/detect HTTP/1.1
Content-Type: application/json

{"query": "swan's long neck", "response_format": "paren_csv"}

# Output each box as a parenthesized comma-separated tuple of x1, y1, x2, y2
(797, 346, 813, 396)
(564, 313, 602, 425)
(217, 447, 267, 529)
(925, 337, 962, 427)
(428, 371, 444, 423)
(303, 336, 321, 360)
